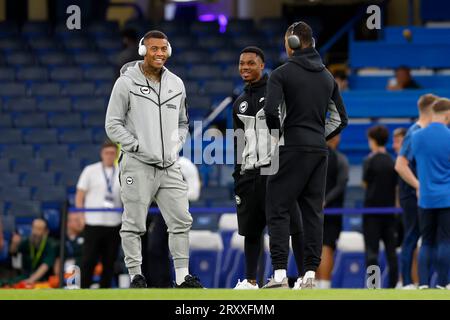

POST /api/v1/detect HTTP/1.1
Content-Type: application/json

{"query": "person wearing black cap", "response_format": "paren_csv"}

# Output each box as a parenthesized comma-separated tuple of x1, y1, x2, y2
(263, 21, 348, 289)
(232, 46, 304, 289)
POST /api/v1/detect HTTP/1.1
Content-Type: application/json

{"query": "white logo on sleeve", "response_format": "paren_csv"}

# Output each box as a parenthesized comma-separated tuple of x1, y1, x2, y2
(259, 97, 265, 103)
(126, 177, 134, 185)
(239, 101, 248, 113)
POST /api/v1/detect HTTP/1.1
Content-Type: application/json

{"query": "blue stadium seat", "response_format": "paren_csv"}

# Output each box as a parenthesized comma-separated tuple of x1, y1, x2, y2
(189, 231, 223, 288)
(0, 159, 10, 171)
(57, 170, 81, 187)
(188, 65, 222, 80)
(0, 39, 23, 52)
(36, 144, 70, 159)
(28, 37, 60, 52)
(74, 52, 105, 66)
(197, 36, 229, 51)
(23, 128, 58, 144)
(63, 82, 96, 96)
(0, 172, 20, 187)
(0, 186, 32, 201)
(0, 21, 19, 37)
(226, 19, 255, 36)
(0, 129, 22, 144)
(231, 36, 264, 49)
(92, 129, 107, 144)
(50, 66, 84, 82)
(38, 52, 71, 67)
(12, 158, 46, 173)
(22, 21, 51, 37)
(170, 35, 197, 51)
(0, 82, 26, 96)
(190, 21, 220, 36)
(71, 144, 100, 160)
(83, 113, 105, 128)
(95, 82, 113, 96)
(95, 38, 122, 53)
(63, 37, 91, 52)
(48, 113, 82, 128)
(155, 20, 188, 36)
(1, 214, 15, 237)
(9, 201, 42, 219)
(175, 50, 209, 65)
(6, 52, 37, 67)
(16, 66, 48, 82)
(3, 97, 37, 112)
(72, 97, 107, 113)
(37, 97, 72, 113)
(13, 112, 47, 128)
(33, 186, 67, 202)
(211, 50, 237, 64)
(257, 18, 288, 37)
(166, 65, 187, 79)
(0, 67, 15, 81)
(22, 172, 56, 187)
(185, 81, 200, 95)
(84, 66, 116, 81)
(48, 158, 81, 172)
(204, 80, 234, 96)
(200, 186, 231, 202)
(1, 144, 34, 159)
(42, 208, 60, 233)
(0, 113, 12, 128)
(59, 129, 93, 144)
(188, 95, 212, 110)
(29, 82, 61, 96)
(87, 21, 119, 37)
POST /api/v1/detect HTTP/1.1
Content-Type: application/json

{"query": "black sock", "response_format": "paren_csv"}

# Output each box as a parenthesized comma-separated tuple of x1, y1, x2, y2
(245, 235, 262, 280)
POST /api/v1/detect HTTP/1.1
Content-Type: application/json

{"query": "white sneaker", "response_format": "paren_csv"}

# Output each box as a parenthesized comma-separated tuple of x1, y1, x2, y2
(234, 279, 259, 290)
(292, 277, 303, 290)
(401, 284, 417, 290)
(418, 285, 429, 290)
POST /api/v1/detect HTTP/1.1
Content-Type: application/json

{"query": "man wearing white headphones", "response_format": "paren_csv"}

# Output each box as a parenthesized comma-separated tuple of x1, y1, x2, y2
(263, 22, 348, 289)
(105, 30, 203, 288)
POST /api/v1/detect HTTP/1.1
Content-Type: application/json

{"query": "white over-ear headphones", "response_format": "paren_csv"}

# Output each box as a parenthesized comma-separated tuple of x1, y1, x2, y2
(138, 36, 172, 57)
(287, 21, 316, 50)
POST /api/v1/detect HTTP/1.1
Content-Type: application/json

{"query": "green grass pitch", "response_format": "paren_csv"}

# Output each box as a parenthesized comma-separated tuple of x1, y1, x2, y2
(0, 289, 449, 300)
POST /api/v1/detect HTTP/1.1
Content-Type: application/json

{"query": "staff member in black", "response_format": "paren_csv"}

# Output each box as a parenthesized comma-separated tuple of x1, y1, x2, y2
(233, 47, 304, 289)
(263, 22, 347, 289)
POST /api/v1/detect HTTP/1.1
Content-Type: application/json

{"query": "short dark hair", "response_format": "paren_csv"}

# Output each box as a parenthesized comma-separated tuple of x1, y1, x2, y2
(367, 125, 389, 146)
(396, 65, 411, 73)
(240, 46, 265, 63)
(333, 70, 348, 80)
(102, 140, 118, 150)
(432, 98, 450, 114)
(33, 217, 49, 230)
(393, 127, 407, 138)
(286, 21, 313, 48)
(143, 30, 168, 41)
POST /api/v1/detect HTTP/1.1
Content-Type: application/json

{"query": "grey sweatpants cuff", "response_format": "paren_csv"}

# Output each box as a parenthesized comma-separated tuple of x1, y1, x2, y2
(128, 266, 142, 275)
(173, 258, 189, 269)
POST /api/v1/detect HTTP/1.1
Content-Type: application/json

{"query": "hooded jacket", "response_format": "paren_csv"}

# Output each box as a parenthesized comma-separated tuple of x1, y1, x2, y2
(233, 74, 272, 176)
(105, 60, 189, 168)
(264, 47, 348, 151)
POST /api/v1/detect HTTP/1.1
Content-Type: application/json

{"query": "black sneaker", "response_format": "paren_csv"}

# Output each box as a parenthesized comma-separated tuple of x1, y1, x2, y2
(130, 274, 147, 288)
(175, 275, 203, 288)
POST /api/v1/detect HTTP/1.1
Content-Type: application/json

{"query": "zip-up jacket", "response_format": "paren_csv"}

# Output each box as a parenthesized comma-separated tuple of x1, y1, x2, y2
(233, 74, 272, 176)
(264, 48, 348, 151)
(105, 60, 189, 168)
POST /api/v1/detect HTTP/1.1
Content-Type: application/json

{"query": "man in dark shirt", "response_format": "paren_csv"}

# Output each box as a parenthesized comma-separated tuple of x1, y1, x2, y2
(362, 125, 399, 288)
(263, 21, 347, 288)
(387, 66, 421, 90)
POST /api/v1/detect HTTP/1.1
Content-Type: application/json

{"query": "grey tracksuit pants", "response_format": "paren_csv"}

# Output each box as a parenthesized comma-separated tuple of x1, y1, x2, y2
(119, 152, 192, 275)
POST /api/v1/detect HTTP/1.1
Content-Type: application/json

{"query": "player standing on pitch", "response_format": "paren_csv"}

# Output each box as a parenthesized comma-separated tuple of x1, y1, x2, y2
(105, 30, 203, 289)
(263, 21, 348, 289)
(232, 47, 305, 289)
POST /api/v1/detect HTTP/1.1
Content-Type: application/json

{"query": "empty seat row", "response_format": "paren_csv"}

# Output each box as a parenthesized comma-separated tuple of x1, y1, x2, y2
(0, 186, 68, 202)
(0, 128, 107, 145)
(0, 112, 105, 129)
(0, 143, 101, 159)
(0, 66, 116, 81)
(0, 170, 82, 187)
(0, 96, 108, 112)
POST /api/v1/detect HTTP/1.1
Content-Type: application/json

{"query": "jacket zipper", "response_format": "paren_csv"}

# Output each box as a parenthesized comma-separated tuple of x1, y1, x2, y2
(250, 85, 260, 164)
(157, 81, 165, 167)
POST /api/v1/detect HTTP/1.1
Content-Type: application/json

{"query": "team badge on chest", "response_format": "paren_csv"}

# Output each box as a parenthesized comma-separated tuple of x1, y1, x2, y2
(239, 101, 248, 113)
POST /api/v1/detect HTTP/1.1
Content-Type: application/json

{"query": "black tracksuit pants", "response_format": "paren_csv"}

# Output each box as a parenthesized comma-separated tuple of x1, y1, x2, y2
(81, 225, 121, 288)
(266, 148, 327, 272)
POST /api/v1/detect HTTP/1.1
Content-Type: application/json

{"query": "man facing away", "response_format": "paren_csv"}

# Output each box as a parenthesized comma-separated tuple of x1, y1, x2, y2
(263, 21, 348, 289)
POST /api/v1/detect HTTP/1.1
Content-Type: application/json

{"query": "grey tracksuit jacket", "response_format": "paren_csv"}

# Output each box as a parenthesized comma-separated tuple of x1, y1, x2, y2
(105, 60, 189, 168)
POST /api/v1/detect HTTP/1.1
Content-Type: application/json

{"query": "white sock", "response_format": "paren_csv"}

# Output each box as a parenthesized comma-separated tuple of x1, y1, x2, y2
(303, 270, 316, 282)
(274, 269, 286, 282)
(175, 267, 189, 285)
(318, 280, 331, 289)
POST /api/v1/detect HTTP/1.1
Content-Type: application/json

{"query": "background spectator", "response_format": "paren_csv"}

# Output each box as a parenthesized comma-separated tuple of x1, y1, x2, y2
(387, 66, 421, 90)
(362, 125, 399, 288)
(75, 140, 121, 289)
(116, 28, 141, 75)
(1, 219, 57, 287)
